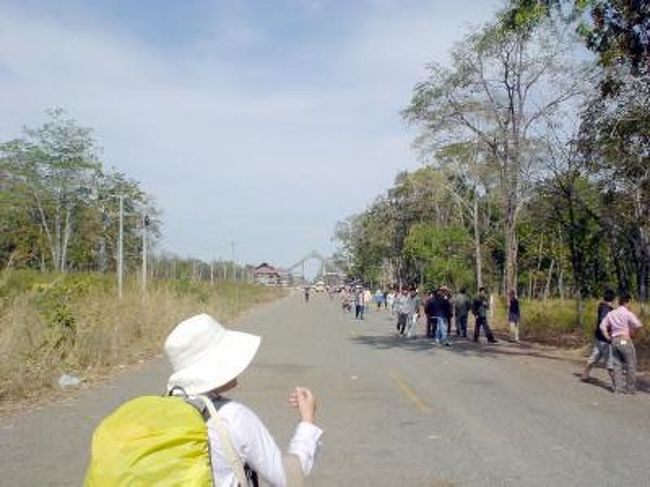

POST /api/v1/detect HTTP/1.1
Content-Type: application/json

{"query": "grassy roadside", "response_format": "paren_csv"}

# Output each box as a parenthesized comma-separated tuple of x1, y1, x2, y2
(488, 297, 649, 370)
(0, 270, 286, 404)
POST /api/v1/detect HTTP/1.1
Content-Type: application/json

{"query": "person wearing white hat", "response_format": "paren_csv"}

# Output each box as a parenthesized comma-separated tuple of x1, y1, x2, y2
(165, 313, 323, 486)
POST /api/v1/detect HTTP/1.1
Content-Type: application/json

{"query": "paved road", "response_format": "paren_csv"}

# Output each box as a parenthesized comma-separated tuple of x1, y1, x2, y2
(1, 294, 649, 486)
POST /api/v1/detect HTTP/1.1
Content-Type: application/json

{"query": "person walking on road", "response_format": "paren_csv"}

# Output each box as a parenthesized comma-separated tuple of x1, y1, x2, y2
(363, 288, 373, 314)
(395, 288, 409, 336)
(439, 286, 453, 336)
(166, 314, 324, 486)
(354, 287, 365, 321)
(452, 288, 471, 338)
(374, 289, 384, 310)
(404, 288, 422, 338)
(424, 289, 437, 338)
(472, 287, 497, 343)
(581, 289, 615, 385)
(340, 288, 352, 313)
(599, 293, 644, 394)
(507, 290, 521, 343)
(430, 287, 452, 346)
(387, 289, 396, 317)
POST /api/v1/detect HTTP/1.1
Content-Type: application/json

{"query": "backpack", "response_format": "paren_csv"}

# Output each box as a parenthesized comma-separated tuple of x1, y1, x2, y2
(85, 394, 248, 486)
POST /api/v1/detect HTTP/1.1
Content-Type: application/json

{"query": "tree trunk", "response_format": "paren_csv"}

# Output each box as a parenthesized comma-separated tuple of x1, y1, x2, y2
(634, 186, 649, 314)
(473, 196, 483, 289)
(505, 214, 518, 296)
(34, 192, 57, 270)
(544, 259, 555, 300)
(532, 236, 544, 299)
(54, 206, 62, 272)
(60, 206, 73, 273)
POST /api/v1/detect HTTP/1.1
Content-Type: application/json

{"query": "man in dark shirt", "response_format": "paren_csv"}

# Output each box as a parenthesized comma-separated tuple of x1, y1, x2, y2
(471, 287, 497, 343)
(427, 287, 452, 346)
(581, 289, 615, 384)
(508, 290, 521, 342)
(424, 290, 437, 338)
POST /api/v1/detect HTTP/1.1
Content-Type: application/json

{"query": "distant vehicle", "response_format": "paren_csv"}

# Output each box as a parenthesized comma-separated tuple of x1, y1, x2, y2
(314, 281, 326, 292)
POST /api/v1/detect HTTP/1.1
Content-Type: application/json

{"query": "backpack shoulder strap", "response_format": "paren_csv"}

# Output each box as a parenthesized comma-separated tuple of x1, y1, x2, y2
(195, 394, 248, 487)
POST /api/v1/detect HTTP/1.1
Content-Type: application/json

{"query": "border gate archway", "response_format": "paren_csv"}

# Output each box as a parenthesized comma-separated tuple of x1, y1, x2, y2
(287, 251, 345, 285)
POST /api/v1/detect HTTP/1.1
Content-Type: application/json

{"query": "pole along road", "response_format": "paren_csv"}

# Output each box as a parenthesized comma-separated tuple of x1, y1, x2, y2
(1, 293, 648, 486)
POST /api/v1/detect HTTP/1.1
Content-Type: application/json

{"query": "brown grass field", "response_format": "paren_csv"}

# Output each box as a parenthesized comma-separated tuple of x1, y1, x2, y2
(0, 270, 285, 403)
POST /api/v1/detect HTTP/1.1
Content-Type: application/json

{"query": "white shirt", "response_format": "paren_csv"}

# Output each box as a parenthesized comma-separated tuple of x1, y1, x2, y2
(208, 400, 323, 486)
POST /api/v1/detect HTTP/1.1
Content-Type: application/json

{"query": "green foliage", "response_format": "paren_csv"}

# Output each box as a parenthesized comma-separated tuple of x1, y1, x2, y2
(519, 299, 586, 336)
(503, 1, 649, 75)
(0, 109, 160, 273)
(404, 224, 474, 289)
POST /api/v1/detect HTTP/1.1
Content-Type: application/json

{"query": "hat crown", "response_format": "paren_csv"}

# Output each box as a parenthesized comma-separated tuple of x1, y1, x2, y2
(164, 313, 261, 395)
(165, 314, 225, 373)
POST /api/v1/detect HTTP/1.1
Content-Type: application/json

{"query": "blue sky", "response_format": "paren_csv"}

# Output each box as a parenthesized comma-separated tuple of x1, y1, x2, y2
(0, 0, 500, 268)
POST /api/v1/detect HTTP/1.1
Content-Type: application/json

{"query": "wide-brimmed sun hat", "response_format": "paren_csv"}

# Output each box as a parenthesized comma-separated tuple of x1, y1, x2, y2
(165, 313, 261, 395)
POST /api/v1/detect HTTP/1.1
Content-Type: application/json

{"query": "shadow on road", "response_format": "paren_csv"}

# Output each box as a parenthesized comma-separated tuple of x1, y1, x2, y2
(570, 372, 650, 394)
(348, 329, 650, 395)
(349, 332, 575, 363)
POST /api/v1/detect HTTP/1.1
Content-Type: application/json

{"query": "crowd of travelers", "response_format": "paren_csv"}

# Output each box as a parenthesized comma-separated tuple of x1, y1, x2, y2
(336, 283, 642, 394)
(338, 284, 510, 345)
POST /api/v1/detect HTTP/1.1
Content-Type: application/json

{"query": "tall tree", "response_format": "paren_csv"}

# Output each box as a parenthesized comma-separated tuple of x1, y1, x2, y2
(0, 109, 160, 273)
(578, 74, 650, 305)
(404, 17, 592, 295)
(503, 0, 649, 76)
(0, 109, 100, 271)
(435, 142, 500, 288)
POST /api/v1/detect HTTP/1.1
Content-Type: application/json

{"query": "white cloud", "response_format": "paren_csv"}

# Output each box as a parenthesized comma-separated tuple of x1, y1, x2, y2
(0, 1, 500, 267)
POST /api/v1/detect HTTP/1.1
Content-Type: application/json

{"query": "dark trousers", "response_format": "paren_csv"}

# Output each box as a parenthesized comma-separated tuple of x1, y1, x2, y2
(456, 314, 468, 337)
(355, 304, 364, 320)
(397, 312, 408, 334)
(426, 316, 437, 338)
(474, 316, 496, 342)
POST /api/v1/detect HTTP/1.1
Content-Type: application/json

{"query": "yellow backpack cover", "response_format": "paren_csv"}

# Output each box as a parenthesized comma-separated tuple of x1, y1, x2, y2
(85, 395, 213, 486)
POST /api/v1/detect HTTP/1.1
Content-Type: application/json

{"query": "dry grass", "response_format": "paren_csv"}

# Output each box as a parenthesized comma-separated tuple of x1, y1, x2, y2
(489, 297, 649, 367)
(0, 270, 285, 403)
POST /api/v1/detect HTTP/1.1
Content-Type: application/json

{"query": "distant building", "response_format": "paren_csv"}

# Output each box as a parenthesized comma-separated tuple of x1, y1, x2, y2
(253, 263, 288, 286)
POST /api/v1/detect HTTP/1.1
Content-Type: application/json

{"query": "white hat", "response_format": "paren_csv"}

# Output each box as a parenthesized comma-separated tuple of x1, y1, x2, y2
(165, 314, 261, 395)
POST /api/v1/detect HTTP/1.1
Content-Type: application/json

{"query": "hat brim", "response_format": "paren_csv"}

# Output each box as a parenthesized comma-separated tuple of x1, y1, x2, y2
(167, 330, 261, 395)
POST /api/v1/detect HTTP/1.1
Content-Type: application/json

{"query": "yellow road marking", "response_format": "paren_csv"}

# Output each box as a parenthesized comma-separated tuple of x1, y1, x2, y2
(390, 372, 433, 414)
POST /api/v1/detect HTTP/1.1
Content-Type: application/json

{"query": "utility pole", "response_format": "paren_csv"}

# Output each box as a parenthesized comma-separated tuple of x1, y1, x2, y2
(117, 195, 124, 300)
(231, 241, 236, 282)
(141, 214, 149, 295)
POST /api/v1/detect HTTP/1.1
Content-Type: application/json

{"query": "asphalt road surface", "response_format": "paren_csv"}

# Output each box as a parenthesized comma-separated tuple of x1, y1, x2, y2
(1, 293, 649, 486)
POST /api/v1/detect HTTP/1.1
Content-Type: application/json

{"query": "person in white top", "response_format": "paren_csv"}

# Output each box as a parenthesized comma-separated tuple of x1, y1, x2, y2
(165, 314, 323, 486)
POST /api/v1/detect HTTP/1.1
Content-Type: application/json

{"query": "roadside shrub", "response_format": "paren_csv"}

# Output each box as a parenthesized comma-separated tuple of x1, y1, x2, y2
(490, 298, 597, 346)
(0, 270, 285, 403)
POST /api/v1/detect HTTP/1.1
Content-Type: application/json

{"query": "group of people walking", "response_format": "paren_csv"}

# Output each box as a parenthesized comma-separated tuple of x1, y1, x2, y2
(339, 284, 523, 345)
(389, 285, 506, 345)
(339, 286, 373, 320)
(339, 282, 642, 395)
